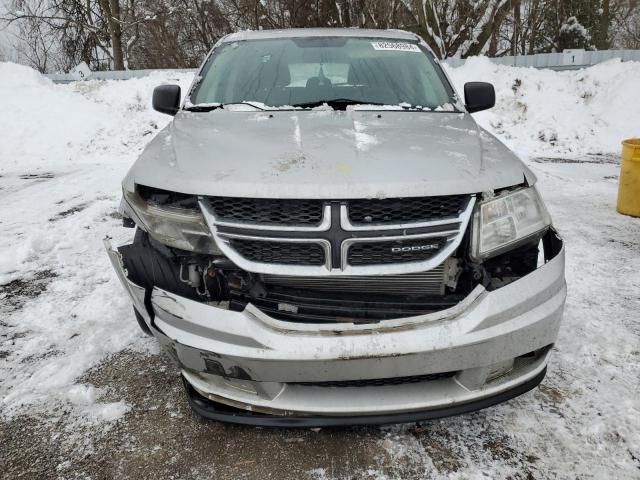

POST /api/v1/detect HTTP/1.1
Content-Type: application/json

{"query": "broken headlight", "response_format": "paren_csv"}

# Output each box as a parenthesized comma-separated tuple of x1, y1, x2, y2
(471, 186, 551, 260)
(122, 189, 221, 255)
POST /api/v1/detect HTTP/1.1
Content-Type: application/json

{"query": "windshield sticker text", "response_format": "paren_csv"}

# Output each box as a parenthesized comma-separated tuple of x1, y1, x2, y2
(371, 42, 421, 52)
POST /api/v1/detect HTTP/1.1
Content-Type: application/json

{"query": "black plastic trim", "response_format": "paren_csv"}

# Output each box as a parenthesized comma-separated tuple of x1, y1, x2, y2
(133, 307, 153, 336)
(183, 367, 547, 428)
(230, 287, 462, 324)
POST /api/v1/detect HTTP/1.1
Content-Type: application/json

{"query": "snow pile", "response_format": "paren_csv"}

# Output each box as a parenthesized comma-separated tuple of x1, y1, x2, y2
(0, 62, 193, 424)
(0, 62, 192, 175)
(0, 62, 107, 174)
(446, 57, 640, 157)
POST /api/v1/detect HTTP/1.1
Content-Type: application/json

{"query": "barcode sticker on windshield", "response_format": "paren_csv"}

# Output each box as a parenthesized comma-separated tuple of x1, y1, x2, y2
(371, 41, 421, 52)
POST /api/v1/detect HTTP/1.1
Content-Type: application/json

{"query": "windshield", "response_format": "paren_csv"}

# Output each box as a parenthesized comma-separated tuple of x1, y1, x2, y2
(189, 37, 456, 110)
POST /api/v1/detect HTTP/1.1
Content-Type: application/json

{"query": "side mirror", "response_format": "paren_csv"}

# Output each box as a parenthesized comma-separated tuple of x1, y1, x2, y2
(464, 82, 495, 113)
(153, 84, 181, 115)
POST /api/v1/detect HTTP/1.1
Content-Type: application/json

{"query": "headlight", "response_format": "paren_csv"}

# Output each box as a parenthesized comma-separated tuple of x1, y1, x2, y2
(123, 189, 221, 255)
(471, 186, 551, 260)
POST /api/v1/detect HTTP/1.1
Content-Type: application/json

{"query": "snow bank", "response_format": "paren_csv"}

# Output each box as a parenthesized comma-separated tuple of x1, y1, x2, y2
(0, 62, 107, 175)
(0, 62, 193, 176)
(0, 63, 193, 425)
(446, 57, 640, 157)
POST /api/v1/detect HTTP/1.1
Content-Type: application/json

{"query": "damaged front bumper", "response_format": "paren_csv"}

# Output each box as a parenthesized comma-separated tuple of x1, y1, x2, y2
(105, 231, 566, 426)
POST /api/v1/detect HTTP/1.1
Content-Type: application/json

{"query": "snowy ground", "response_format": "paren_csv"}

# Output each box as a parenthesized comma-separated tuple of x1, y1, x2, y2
(1, 59, 639, 479)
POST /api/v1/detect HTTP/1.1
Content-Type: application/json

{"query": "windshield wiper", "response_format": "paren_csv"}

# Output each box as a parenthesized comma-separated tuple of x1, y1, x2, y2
(184, 101, 266, 112)
(291, 98, 384, 110)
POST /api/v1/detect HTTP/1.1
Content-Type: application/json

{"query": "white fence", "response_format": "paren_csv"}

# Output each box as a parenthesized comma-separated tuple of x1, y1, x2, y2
(444, 49, 640, 69)
(44, 49, 640, 83)
(46, 68, 197, 84)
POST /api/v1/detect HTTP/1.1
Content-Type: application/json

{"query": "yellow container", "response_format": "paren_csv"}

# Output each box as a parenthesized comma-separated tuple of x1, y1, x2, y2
(617, 139, 640, 217)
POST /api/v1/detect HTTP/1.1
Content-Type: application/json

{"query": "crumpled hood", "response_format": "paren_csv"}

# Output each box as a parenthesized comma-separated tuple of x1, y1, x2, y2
(124, 109, 535, 198)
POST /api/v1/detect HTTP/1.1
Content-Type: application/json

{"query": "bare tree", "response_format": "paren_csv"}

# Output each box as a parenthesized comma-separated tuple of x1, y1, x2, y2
(3, 0, 640, 72)
(124, 0, 230, 68)
(1, 0, 118, 70)
(611, 0, 640, 47)
(4, 1, 56, 71)
(498, 0, 548, 55)
(397, 0, 519, 58)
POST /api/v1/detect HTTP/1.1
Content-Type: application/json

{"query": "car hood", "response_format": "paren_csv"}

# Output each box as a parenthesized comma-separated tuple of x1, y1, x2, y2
(124, 109, 535, 198)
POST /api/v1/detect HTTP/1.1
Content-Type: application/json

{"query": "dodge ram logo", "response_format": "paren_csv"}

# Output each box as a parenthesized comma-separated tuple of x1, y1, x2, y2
(391, 244, 439, 253)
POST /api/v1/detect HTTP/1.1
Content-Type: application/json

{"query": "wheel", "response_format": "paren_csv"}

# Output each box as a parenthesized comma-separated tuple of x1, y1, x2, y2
(133, 307, 153, 336)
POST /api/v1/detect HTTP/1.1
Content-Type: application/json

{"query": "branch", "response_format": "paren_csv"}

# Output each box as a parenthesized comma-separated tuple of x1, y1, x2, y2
(0, 13, 102, 32)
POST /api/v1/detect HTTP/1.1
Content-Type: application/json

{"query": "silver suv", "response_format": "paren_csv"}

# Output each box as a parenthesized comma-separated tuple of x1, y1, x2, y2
(106, 28, 566, 426)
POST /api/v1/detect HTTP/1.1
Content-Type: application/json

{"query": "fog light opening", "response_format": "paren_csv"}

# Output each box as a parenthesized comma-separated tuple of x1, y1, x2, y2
(486, 359, 515, 383)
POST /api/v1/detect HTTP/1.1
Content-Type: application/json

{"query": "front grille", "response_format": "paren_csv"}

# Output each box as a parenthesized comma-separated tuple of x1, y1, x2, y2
(347, 238, 448, 266)
(348, 195, 468, 225)
(209, 197, 323, 225)
(229, 239, 325, 266)
(262, 268, 445, 296)
(292, 371, 457, 388)
(202, 194, 474, 276)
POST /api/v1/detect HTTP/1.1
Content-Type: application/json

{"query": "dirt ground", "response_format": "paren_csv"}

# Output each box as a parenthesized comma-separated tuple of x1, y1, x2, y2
(1, 347, 556, 480)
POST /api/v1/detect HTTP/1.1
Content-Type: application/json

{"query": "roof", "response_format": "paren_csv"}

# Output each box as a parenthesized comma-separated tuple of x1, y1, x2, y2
(222, 28, 419, 43)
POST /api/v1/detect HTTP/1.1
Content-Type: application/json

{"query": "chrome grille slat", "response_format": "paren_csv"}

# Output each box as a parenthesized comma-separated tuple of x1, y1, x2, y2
(199, 196, 475, 276)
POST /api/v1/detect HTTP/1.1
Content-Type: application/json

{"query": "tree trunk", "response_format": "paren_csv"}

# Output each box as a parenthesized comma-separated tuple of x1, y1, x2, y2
(489, 0, 513, 56)
(511, 1, 521, 55)
(597, 0, 610, 49)
(98, 0, 125, 70)
(109, 0, 124, 70)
